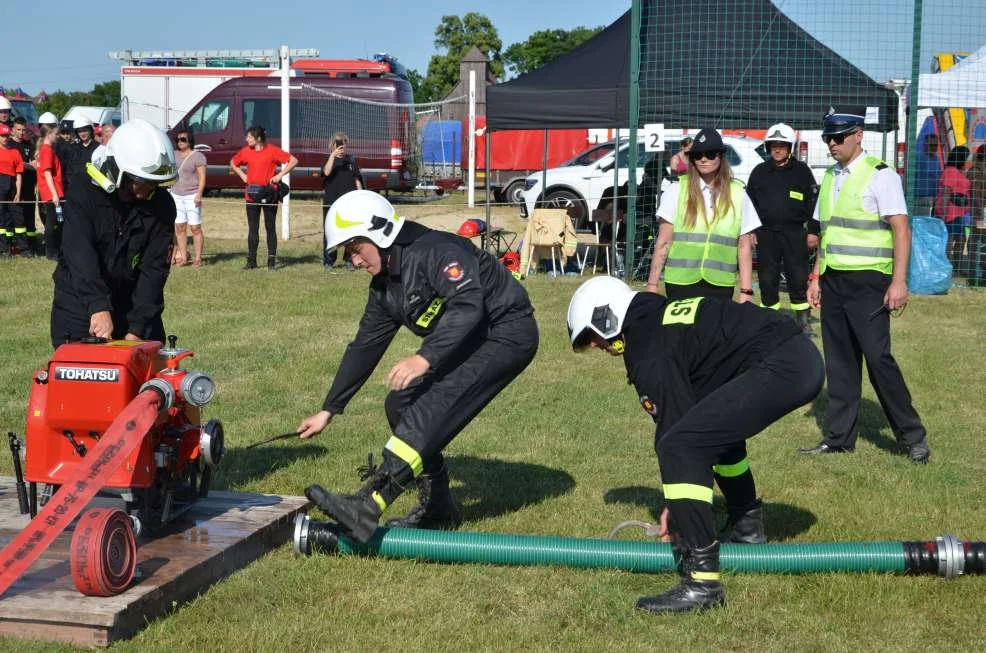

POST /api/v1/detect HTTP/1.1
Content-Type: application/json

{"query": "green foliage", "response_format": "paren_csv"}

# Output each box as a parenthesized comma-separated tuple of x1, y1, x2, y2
(503, 26, 604, 77)
(420, 12, 504, 102)
(35, 80, 120, 120)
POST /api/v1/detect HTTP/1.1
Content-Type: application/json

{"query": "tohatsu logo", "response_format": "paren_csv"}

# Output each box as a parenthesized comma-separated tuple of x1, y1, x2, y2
(54, 367, 120, 382)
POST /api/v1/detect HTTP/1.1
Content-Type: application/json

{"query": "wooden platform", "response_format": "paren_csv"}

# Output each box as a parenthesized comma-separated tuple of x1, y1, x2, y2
(0, 477, 309, 647)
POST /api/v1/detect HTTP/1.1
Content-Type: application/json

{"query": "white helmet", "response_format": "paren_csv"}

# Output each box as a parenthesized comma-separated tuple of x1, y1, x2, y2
(763, 123, 796, 147)
(567, 276, 638, 352)
(324, 190, 404, 251)
(98, 119, 177, 189)
(38, 112, 58, 125)
(74, 117, 94, 131)
(0, 97, 10, 111)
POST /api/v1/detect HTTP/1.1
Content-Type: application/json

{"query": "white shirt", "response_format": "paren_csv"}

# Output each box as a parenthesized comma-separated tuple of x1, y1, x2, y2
(657, 178, 761, 235)
(811, 150, 908, 223)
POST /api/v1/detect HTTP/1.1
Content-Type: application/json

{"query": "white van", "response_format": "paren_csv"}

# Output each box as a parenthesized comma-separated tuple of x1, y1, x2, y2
(61, 106, 122, 128)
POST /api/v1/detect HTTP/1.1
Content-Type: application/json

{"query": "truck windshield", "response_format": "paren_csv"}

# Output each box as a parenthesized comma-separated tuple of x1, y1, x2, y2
(12, 101, 38, 124)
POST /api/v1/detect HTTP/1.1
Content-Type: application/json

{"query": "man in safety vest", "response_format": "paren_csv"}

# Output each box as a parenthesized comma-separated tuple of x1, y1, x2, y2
(800, 107, 930, 463)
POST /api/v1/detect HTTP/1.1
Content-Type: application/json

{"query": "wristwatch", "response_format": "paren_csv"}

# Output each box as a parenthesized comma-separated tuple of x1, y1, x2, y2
(739, 288, 754, 296)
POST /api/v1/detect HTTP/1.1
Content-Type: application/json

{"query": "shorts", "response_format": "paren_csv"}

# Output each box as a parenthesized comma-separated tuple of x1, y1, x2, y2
(171, 192, 201, 226)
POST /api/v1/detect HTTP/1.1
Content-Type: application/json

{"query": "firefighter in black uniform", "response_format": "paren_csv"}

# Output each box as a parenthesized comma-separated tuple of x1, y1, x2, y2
(298, 190, 539, 544)
(50, 118, 178, 348)
(746, 123, 819, 332)
(568, 276, 823, 614)
(800, 107, 930, 463)
(9, 118, 39, 256)
(58, 118, 100, 199)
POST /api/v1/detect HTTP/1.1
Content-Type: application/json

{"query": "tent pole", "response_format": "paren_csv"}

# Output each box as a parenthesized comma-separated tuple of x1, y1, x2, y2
(485, 128, 492, 251)
(612, 128, 620, 277)
(540, 129, 548, 209)
(904, 0, 924, 209)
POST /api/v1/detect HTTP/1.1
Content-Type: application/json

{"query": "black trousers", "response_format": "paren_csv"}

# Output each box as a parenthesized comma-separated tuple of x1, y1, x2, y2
(245, 202, 278, 260)
(0, 175, 12, 243)
(382, 315, 539, 475)
(820, 269, 926, 449)
(41, 202, 61, 258)
(756, 226, 810, 309)
(658, 334, 824, 549)
(14, 181, 37, 247)
(665, 280, 734, 301)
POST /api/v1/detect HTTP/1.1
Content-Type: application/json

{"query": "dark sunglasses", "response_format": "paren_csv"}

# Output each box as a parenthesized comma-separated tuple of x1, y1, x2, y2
(175, 136, 189, 143)
(823, 131, 858, 145)
(688, 151, 721, 161)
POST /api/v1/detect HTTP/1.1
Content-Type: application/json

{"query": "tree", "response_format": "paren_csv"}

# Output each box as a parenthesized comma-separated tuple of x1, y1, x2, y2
(503, 26, 604, 77)
(419, 13, 503, 102)
(36, 81, 120, 120)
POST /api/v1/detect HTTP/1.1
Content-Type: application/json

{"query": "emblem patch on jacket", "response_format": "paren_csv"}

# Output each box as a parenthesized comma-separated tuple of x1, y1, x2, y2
(640, 395, 659, 417)
(443, 261, 464, 282)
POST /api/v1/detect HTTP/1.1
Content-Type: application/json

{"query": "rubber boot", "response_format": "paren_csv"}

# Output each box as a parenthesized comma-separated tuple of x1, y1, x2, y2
(384, 464, 462, 530)
(795, 309, 813, 336)
(721, 499, 766, 544)
(635, 542, 726, 614)
(267, 255, 277, 271)
(305, 454, 413, 544)
(242, 256, 257, 270)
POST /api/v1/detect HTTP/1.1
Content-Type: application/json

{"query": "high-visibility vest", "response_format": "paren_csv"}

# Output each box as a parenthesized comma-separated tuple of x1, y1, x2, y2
(818, 155, 894, 275)
(665, 177, 745, 287)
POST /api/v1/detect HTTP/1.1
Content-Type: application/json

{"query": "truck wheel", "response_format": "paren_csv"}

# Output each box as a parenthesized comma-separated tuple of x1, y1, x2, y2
(504, 180, 527, 205)
(545, 189, 588, 227)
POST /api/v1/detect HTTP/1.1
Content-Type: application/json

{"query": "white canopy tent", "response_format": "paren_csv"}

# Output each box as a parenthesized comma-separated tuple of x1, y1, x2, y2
(918, 45, 986, 108)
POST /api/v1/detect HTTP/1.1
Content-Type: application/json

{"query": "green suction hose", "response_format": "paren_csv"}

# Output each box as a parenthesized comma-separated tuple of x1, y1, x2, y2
(294, 515, 983, 577)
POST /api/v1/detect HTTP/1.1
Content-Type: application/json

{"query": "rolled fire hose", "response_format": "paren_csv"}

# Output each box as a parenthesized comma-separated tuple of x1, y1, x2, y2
(294, 516, 985, 578)
(71, 508, 138, 596)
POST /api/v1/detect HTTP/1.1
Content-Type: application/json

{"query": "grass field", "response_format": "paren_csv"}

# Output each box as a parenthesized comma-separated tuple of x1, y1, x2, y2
(1, 198, 985, 652)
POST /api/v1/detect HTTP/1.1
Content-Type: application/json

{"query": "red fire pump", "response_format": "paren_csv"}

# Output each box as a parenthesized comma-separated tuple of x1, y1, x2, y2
(1, 335, 223, 597)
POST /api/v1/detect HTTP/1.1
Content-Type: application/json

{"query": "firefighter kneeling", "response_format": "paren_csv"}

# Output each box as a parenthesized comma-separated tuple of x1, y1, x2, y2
(567, 277, 823, 614)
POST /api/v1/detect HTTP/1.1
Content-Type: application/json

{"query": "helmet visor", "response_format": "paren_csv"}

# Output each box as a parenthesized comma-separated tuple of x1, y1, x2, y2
(570, 304, 620, 351)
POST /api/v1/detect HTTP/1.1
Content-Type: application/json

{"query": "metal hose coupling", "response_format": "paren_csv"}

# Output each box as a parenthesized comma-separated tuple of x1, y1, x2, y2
(293, 514, 341, 556)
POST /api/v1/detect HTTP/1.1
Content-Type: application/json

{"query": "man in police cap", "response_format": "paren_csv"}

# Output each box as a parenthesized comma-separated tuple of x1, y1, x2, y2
(296, 190, 538, 544)
(50, 118, 178, 348)
(745, 123, 818, 332)
(799, 107, 930, 463)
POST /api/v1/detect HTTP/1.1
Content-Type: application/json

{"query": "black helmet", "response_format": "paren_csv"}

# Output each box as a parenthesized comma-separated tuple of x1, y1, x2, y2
(689, 128, 725, 154)
(822, 106, 866, 137)
(59, 119, 74, 132)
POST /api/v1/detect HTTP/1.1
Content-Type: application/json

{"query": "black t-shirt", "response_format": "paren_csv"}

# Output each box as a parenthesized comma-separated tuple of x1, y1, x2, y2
(321, 154, 362, 206)
(9, 137, 35, 187)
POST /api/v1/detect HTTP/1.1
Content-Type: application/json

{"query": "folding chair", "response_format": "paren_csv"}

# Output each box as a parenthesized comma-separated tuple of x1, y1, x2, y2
(522, 209, 569, 276)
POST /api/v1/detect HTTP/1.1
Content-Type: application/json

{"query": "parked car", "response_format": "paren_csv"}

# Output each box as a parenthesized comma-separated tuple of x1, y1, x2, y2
(62, 106, 121, 128)
(521, 135, 767, 227)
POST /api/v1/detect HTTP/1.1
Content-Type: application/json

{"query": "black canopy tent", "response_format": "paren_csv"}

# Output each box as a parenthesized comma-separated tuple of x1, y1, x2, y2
(487, 1, 900, 131)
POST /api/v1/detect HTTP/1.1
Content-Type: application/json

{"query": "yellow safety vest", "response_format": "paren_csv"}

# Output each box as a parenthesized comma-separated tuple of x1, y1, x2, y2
(818, 155, 894, 275)
(665, 177, 745, 287)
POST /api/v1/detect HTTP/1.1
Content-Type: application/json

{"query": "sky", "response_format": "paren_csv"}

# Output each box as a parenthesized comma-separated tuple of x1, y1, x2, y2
(2, 0, 984, 98)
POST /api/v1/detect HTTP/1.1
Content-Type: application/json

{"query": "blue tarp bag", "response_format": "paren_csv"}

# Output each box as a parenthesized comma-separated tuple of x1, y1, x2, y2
(907, 216, 952, 295)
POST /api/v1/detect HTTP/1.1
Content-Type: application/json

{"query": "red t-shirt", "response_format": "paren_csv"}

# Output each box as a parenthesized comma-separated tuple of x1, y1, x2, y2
(937, 166, 972, 223)
(0, 146, 24, 177)
(37, 143, 64, 202)
(231, 144, 291, 195)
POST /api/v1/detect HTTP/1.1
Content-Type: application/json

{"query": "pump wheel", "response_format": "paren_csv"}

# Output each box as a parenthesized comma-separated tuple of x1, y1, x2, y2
(70, 508, 137, 596)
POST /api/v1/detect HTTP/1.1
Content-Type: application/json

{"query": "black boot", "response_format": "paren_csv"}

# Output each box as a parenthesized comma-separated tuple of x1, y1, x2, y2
(795, 309, 813, 335)
(636, 542, 726, 614)
(384, 464, 462, 530)
(305, 454, 413, 544)
(267, 255, 277, 271)
(242, 256, 257, 270)
(721, 499, 766, 544)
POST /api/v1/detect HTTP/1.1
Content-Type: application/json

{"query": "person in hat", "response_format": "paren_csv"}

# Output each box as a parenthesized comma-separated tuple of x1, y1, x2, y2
(799, 107, 930, 463)
(567, 276, 823, 614)
(645, 128, 761, 302)
(296, 190, 538, 544)
(50, 119, 178, 347)
(745, 123, 819, 332)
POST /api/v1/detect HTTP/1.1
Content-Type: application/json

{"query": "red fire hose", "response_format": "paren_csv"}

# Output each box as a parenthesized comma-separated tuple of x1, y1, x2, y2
(70, 508, 137, 596)
(0, 391, 160, 597)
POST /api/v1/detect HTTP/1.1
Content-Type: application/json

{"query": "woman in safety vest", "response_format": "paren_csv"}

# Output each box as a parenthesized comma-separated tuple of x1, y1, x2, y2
(645, 128, 761, 302)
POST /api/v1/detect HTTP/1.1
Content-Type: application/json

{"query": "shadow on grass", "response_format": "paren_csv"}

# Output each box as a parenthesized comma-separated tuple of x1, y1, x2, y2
(215, 444, 329, 489)
(807, 391, 900, 453)
(603, 485, 816, 540)
(447, 455, 576, 522)
(202, 250, 322, 268)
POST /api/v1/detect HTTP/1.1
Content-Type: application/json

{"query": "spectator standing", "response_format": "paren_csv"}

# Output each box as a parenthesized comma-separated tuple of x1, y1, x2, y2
(913, 134, 942, 217)
(9, 118, 39, 256)
(0, 96, 11, 128)
(937, 145, 971, 265)
(645, 128, 760, 302)
(59, 119, 99, 198)
(801, 107, 929, 463)
(36, 124, 64, 260)
(669, 137, 693, 176)
(169, 130, 207, 268)
(0, 123, 23, 256)
(745, 123, 819, 332)
(229, 126, 298, 270)
(968, 145, 986, 225)
(321, 131, 363, 269)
